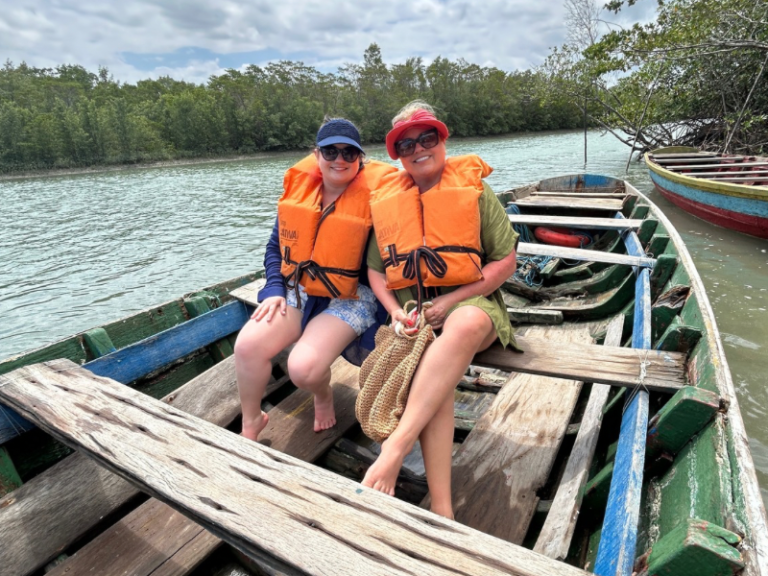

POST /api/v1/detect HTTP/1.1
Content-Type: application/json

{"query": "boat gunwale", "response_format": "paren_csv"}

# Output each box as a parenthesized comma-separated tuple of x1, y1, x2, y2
(628, 181, 768, 574)
(645, 151, 768, 201)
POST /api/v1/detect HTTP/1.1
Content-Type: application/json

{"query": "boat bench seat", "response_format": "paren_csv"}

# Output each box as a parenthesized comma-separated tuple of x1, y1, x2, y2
(475, 336, 685, 393)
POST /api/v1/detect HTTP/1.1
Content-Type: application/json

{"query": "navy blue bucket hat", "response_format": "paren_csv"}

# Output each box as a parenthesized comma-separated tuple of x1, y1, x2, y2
(316, 119, 364, 154)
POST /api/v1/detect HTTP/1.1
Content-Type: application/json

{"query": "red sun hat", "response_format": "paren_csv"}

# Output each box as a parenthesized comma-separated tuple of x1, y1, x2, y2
(385, 109, 450, 160)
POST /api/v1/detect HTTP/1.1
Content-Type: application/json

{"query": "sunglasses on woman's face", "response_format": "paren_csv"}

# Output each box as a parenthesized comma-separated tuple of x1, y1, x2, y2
(395, 128, 440, 158)
(319, 145, 361, 163)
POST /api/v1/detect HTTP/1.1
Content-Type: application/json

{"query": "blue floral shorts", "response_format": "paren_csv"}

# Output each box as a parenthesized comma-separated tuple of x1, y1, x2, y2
(286, 283, 379, 336)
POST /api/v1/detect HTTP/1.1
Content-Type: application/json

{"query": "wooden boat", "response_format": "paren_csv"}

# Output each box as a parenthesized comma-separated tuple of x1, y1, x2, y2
(645, 146, 768, 238)
(1, 174, 766, 576)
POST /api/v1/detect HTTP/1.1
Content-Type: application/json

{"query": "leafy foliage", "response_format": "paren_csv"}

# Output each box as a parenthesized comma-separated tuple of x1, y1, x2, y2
(546, 0, 768, 155)
(0, 45, 583, 174)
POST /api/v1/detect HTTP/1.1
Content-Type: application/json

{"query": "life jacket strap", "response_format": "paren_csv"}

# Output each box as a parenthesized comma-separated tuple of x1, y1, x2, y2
(384, 245, 483, 311)
(283, 248, 360, 308)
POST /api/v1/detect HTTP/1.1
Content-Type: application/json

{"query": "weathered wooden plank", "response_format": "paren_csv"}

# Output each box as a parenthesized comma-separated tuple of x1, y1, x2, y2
(430, 325, 592, 543)
(0, 352, 287, 576)
(670, 169, 768, 177)
(594, 226, 652, 576)
(46, 358, 359, 576)
(0, 361, 591, 576)
(507, 215, 643, 229)
(518, 242, 655, 268)
(530, 192, 629, 198)
(664, 161, 768, 170)
(534, 315, 624, 559)
(474, 335, 685, 392)
(46, 497, 221, 576)
(229, 278, 266, 308)
(653, 155, 745, 164)
(512, 197, 625, 210)
(650, 153, 719, 159)
(507, 307, 563, 324)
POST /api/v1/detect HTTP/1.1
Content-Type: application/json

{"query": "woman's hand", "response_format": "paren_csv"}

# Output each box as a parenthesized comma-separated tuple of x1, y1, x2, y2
(252, 296, 287, 322)
(423, 295, 451, 330)
(391, 308, 419, 336)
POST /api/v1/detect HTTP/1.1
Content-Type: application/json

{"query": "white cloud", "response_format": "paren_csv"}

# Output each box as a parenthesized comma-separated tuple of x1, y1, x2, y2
(0, 0, 654, 85)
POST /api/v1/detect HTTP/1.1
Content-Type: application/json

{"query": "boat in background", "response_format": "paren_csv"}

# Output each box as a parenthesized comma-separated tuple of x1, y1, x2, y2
(0, 174, 766, 576)
(645, 146, 768, 238)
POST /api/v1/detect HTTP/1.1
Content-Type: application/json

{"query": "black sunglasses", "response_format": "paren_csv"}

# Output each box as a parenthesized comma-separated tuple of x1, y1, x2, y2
(319, 145, 362, 163)
(394, 128, 440, 158)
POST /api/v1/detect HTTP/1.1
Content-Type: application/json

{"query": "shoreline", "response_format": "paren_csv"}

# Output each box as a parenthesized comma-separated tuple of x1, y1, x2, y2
(0, 128, 597, 183)
(0, 150, 310, 182)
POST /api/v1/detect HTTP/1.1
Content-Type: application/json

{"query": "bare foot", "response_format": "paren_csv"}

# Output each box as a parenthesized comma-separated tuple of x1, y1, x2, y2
(313, 385, 336, 432)
(241, 410, 269, 441)
(361, 439, 406, 496)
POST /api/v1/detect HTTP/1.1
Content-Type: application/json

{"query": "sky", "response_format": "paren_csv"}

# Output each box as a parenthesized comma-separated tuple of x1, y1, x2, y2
(0, 0, 656, 85)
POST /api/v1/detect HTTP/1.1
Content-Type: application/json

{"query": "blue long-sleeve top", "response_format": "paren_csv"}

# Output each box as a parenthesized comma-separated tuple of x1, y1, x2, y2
(257, 218, 387, 366)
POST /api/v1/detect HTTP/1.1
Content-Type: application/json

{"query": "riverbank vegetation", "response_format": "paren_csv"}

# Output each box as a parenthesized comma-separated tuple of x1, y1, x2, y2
(0, 46, 582, 174)
(549, 0, 767, 155)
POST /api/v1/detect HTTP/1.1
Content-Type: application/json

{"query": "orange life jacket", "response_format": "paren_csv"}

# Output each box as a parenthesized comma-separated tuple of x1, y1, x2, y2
(278, 155, 397, 301)
(370, 155, 491, 292)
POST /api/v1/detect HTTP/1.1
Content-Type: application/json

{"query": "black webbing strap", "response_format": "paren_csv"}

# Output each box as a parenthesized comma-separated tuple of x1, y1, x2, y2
(283, 246, 359, 309)
(384, 244, 483, 310)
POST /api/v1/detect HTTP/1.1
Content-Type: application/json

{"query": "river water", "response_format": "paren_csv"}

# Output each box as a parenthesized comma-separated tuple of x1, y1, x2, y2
(1, 129, 767, 502)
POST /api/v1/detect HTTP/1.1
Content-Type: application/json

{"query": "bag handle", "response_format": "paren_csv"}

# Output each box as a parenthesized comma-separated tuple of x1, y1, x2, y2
(395, 300, 433, 340)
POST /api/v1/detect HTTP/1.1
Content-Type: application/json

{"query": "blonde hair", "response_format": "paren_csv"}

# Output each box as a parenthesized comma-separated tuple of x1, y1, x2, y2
(391, 100, 438, 126)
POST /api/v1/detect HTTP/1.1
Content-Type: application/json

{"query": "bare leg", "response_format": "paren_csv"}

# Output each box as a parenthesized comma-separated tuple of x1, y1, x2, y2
(362, 306, 496, 503)
(419, 394, 456, 517)
(287, 313, 358, 432)
(234, 307, 302, 440)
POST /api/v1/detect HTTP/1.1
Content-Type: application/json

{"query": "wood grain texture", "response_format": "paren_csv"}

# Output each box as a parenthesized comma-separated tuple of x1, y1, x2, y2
(45, 358, 361, 576)
(534, 316, 624, 559)
(0, 360, 591, 576)
(474, 335, 686, 392)
(433, 325, 592, 544)
(229, 279, 266, 308)
(518, 243, 655, 268)
(507, 215, 642, 229)
(530, 192, 628, 198)
(0, 352, 287, 576)
(664, 161, 768, 169)
(512, 197, 625, 211)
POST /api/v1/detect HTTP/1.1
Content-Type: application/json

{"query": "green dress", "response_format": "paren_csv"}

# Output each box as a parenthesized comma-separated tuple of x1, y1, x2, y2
(367, 181, 520, 350)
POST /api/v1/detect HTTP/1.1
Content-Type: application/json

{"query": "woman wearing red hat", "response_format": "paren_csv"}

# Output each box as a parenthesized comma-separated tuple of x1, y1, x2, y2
(235, 118, 396, 441)
(363, 101, 519, 518)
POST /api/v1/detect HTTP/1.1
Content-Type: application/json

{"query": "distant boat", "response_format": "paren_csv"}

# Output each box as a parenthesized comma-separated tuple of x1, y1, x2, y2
(645, 146, 768, 238)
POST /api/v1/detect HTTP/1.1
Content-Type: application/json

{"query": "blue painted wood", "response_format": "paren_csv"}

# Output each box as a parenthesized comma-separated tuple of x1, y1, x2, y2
(649, 172, 768, 218)
(540, 173, 625, 190)
(0, 301, 249, 445)
(595, 214, 653, 576)
(85, 300, 249, 383)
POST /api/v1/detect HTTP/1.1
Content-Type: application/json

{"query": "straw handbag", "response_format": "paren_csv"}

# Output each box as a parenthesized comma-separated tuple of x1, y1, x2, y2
(357, 302, 434, 443)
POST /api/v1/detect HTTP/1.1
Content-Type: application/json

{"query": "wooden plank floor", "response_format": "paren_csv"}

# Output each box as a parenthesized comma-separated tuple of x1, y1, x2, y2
(46, 359, 361, 576)
(0, 360, 590, 576)
(429, 324, 593, 543)
(534, 316, 623, 559)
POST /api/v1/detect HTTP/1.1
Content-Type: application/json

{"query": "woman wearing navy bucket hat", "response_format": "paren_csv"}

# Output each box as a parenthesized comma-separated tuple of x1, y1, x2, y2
(235, 118, 396, 440)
